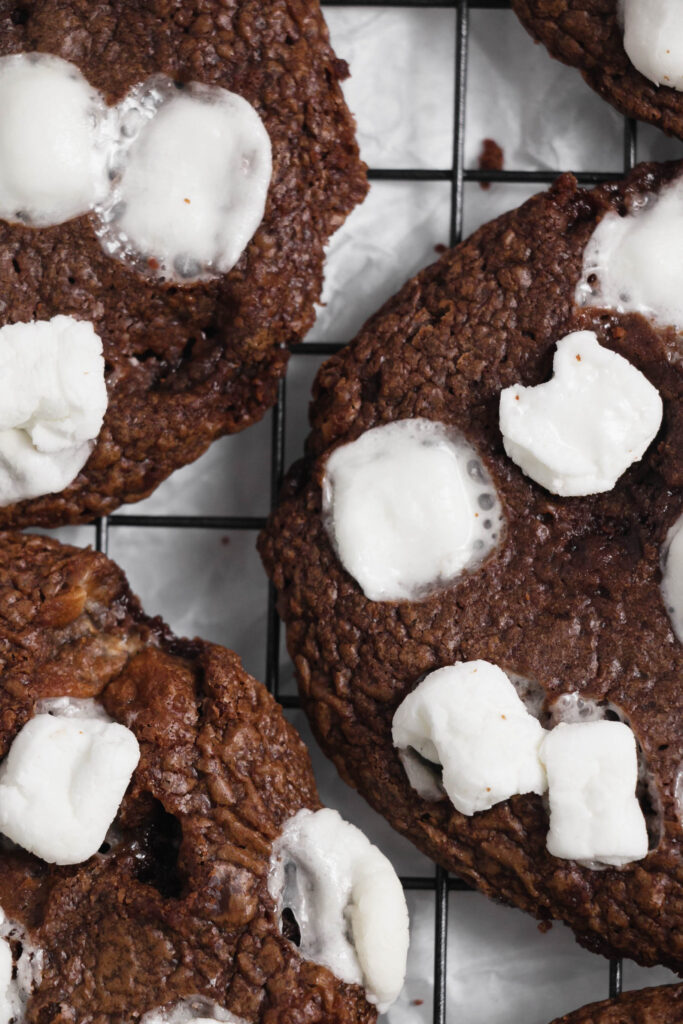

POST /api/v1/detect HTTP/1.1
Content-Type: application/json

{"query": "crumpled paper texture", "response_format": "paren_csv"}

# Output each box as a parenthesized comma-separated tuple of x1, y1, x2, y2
(49, 7, 682, 1021)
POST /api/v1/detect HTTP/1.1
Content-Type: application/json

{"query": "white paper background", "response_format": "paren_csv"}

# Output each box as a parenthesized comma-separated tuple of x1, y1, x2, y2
(48, 7, 683, 1022)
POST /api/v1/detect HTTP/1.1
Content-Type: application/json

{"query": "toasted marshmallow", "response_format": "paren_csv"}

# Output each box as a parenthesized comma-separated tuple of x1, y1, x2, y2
(322, 418, 503, 602)
(0, 315, 107, 505)
(392, 661, 547, 816)
(540, 721, 648, 867)
(98, 78, 272, 281)
(661, 511, 683, 644)
(623, 1, 683, 91)
(0, 908, 43, 1024)
(499, 331, 662, 496)
(577, 175, 683, 331)
(268, 808, 408, 1012)
(0, 711, 140, 865)
(0, 53, 109, 227)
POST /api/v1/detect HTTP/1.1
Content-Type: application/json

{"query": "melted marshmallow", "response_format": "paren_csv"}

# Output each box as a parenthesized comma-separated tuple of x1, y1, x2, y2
(0, 710, 140, 865)
(322, 418, 503, 602)
(623, 0, 683, 91)
(577, 175, 683, 330)
(661, 511, 683, 644)
(141, 998, 246, 1024)
(0, 909, 43, 1024)
(540, 721, 648, 867)
(0, 53, 109, 226)
(0, 316, 107, 505)
(499, 331, 662, 496)
(268, 808, 408, 1012)
(392, 661, 548, 816)
(97, 78, 272, 281)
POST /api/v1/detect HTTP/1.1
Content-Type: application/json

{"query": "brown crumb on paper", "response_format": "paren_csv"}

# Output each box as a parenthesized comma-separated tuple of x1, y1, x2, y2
(478, 138, 504, 190)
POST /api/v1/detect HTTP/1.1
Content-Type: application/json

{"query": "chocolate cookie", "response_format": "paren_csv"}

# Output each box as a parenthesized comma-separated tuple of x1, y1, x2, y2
(549, 984, 683, 1024)
(0, 531, 406, 1023)
(0, 0, 366, 527)
(512, 0, 683, 139)
(258, 161, 683, 970)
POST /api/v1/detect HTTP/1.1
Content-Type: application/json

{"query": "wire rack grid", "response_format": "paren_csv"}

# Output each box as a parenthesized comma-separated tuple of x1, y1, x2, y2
(86, 2, 642, 1020)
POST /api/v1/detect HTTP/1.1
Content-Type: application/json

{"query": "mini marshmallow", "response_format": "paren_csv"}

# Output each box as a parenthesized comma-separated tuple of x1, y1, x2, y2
(0, 908, 43, 1024)
(0, 713, 140, 865)
(623, 0, 683, 91)
(322, 418, 504, 602)
(661, 512, 683, 644)
(268, 808, 408, 1012)
(141, 1000, 246, 1024)
(0, 931, 11, 1024)
(540, 721, 648, 867)
(0, 315, 108, 505)
(499, 331, 662, 496)
(392, 661, 547, 816)
(98, 78, 272, 281)
(0, 53, 109, 226)
(577, 175, 683, 331)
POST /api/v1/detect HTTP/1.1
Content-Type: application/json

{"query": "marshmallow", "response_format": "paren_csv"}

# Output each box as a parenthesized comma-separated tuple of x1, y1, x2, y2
(539, 721, 648, 867)
(0, 909, 43, 1024)
(268, 808, 408, 1012)
(392, 661, 548, 816)
(141, 1000, 246, 1024)
(623, 0, 683, 91)
(0, 712, 140, 865)
(97, 78, 272, 281)
(661, 511, 683, 644)
(0, 53, 109, 227)
(499, 331, 662, 496)
(0, 315, 107, 505)
(322, 418, 504, 602)
(577, 175, 683, 331)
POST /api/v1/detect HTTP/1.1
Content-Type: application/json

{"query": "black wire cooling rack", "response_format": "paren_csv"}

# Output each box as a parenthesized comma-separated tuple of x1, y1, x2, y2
(88, 2, 641, 1019)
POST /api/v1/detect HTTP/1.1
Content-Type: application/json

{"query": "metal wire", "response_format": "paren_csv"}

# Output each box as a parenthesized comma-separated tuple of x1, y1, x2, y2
(89, 0, 639, 1016)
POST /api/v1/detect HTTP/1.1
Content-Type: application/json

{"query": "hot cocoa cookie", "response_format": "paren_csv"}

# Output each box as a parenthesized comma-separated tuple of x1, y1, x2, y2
(259, 161, 683, 970)
(549, 984, 683, 1024)
(0, 532, 407, 1022)
(512, 1, 683, 139)
(0, 0, 366, 527)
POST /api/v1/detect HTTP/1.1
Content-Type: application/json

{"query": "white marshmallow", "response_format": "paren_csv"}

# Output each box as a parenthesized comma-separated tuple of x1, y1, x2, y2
(268, 808, 408, 1012)
(98, 78, 272, 281)
(661, 512, 683, 644)
(141, 1000, 246, 1024)
(0, 315, 107, 505)
(0, 713, 140, 865)
(623, 0, 683, 91)
(0, 909, 43, 1024)
(539, 721, 648, 867)
(499, 331, 662, 496)
(392, 661, 547, 816)
(0, 53, 109, 227)
(577, 175, 683, 331)
(322, 418, 504, 602)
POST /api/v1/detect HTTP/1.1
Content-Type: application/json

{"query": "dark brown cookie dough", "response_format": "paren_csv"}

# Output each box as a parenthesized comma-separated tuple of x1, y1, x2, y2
(512, 0, 683, 139)
(259, 161, 683, 971)
(549, 984, 683, 1024)
(0, 531, 376, 1024)
(0, 0, 366, 528)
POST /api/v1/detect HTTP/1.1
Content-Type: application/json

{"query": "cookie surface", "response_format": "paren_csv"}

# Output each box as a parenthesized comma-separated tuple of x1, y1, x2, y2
(259, 162, 683, 970)
(0, 531, 376, 1023)
(0, 0, 366, 527)
(549, 984, 683, 1024)
(512, 0, 683, 138)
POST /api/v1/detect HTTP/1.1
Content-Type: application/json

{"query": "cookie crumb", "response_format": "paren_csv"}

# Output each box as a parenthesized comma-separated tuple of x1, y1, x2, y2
(478, 138, 504, 190)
